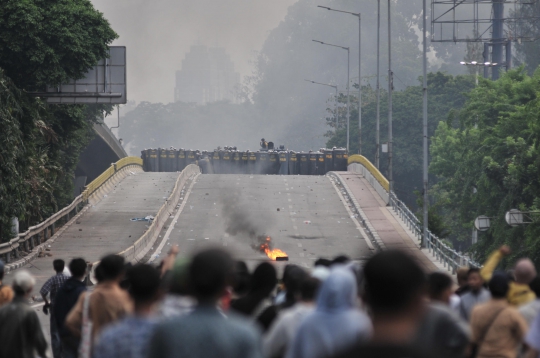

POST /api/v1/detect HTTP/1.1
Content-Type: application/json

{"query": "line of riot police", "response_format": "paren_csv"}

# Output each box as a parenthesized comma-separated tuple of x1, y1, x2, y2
(140, 147, 348, 175)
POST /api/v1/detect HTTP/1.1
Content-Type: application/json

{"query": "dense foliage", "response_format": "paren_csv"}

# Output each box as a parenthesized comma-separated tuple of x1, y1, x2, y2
(325, 72, 475, 205)
(430, 68, 540, 264)
(0, 0, 116, 242)
(0, 0, 117, 90)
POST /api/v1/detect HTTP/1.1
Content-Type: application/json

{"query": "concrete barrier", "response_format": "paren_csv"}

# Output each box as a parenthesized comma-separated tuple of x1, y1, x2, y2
(117, 164, 201, 263)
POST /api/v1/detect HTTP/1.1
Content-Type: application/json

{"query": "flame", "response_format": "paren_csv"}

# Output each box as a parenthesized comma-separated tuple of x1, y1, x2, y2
(258, 236, 287, 260)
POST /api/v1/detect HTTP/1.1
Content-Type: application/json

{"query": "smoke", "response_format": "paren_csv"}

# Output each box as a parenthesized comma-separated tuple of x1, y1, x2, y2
(89, 0, 297, 103)
(220, 190, 271, 248)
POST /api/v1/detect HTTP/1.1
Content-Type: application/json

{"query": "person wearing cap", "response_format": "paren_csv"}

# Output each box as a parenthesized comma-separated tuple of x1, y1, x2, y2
(470, 272, 528, 358)
(0, 270, 48, 358)
(481, 245, 537, 306)
(0, 259, 14, 307)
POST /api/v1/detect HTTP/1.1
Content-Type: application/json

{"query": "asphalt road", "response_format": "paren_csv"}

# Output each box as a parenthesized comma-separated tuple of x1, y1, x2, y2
(3, 171, 179, 355)
(155, 174, 374, 271)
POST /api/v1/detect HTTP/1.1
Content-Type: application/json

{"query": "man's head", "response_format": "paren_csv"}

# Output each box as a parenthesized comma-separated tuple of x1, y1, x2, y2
(0, 259, 4, 281)
(331, 255, 350, 266)
(428, 272, 453, 304)
(489, 272, 509, 299)
(514, 258, 536, 284)
(12, 270, 36, 297)
(96, 254, 125, 283)
(53, 259, 65, 273)
(299, 277, 321, 302)
(363, 250, 426, 317)
(126, 264, 161, 306)
(69, 258, 87, 280)
(456, 267, 469, 288)
(467, 268, 484, 292)
(189, 248, 234, 303)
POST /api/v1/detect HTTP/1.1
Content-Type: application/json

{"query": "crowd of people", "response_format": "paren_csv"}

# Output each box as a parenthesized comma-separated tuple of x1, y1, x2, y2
(0, 244, 540, 358)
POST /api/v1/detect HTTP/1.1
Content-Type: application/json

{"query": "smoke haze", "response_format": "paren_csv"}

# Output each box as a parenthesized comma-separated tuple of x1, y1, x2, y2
(90, 0, 297, 103)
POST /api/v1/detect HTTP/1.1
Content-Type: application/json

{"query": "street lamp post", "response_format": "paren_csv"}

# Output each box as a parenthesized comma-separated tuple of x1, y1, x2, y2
(388, 0, 393, 195)
(313, 40, 351, 152)
(376, 0, 381, 168)
(305, 79, 339, 132)
(317, 6, 361, 155)
(422, 0, 428, 249)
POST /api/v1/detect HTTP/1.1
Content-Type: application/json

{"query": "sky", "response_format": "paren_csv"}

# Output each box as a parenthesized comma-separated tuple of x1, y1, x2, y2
(90, 0, 298, 104)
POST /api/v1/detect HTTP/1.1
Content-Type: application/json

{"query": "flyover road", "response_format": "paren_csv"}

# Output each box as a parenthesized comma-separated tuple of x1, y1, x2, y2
(154, 174, 374, 271)
(3, 171, 179, 351)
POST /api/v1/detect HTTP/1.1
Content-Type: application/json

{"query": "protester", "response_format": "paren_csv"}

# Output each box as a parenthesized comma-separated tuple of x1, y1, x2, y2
(470, 272, 528, 358)
(286, 267, 371, 358)
(519, 276, 540, 325)
(413, 272, 470, 358)
(0, 270, 47, 358)
(481, 245, 537, 306)
(455, 267, 470, 296)
(66, 254, 133, 347)
(459, 268, 491, 321)
(230, 262, 277, 318)
(157, 257, 195, 318)
(314, 258, 332, 267)
(41, 259, 70, 358)
(0, 259, 14, 307)
(232, 260, 251, 298)
(525, 311, 540, 358)
(263, 277, 320, 358)
(258, 265, 308, 331)
(93, 264, 161, 358)
(53, 258, 88, 358)
(148, 248, 263, 358)
(335, 250, 429, 358)
(273, 264, 300, 306)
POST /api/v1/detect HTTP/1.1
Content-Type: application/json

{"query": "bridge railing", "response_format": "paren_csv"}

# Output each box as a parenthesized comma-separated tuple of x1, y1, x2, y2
(348, 155, 482, 271)
(1, 156, 143, 267)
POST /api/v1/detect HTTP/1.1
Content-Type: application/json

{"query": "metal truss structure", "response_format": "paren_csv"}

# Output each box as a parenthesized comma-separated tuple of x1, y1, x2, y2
(431, 0, 539, 43)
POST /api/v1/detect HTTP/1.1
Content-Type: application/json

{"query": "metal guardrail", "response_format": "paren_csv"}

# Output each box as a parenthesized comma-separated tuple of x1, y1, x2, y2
(0, 156, 143, 264)
(389, 192, 482, 272)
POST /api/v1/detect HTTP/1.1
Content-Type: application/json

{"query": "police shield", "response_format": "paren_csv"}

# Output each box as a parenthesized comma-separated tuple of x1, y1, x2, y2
(159, 148, 168, 172)
(241, 151, 249, 174)
(258, 151, 269, 174)
(248, 152, 257, 174)
(309, 152, 318, 175)
(185, 150, 196, 166)
(168, 149, 178, 172)
(298, 152, 309, 175)
(279, 152, 289, 175)
(211, 150, 221, 174)
(288, 151, 298, 175)
(268, 151, 280, 175)
(332, 148, 348, 171)
(221, 150, 232, 174)
(177, 149, 186, 172)
(324, 149, 334, 174)
(317, 152, 326, 175)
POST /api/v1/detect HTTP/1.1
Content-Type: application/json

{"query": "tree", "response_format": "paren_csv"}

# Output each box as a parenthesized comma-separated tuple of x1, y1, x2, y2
(0, 0, 117, 241)
(0, 0, 117, 90)
(325, 72, 475, 206)
(430, 67, 540, 265)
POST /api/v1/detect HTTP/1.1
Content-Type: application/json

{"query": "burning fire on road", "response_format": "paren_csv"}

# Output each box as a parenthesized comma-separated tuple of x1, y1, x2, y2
(255, 236, 288, 261)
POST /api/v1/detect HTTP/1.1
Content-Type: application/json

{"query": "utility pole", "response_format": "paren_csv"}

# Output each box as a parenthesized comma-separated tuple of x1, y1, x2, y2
(375, 0, 381, 168)
(358, 13, 362, 155)
(422, 0, 429, 249)
(388, 0, 393, 195)
(492, 0, 504, 80)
